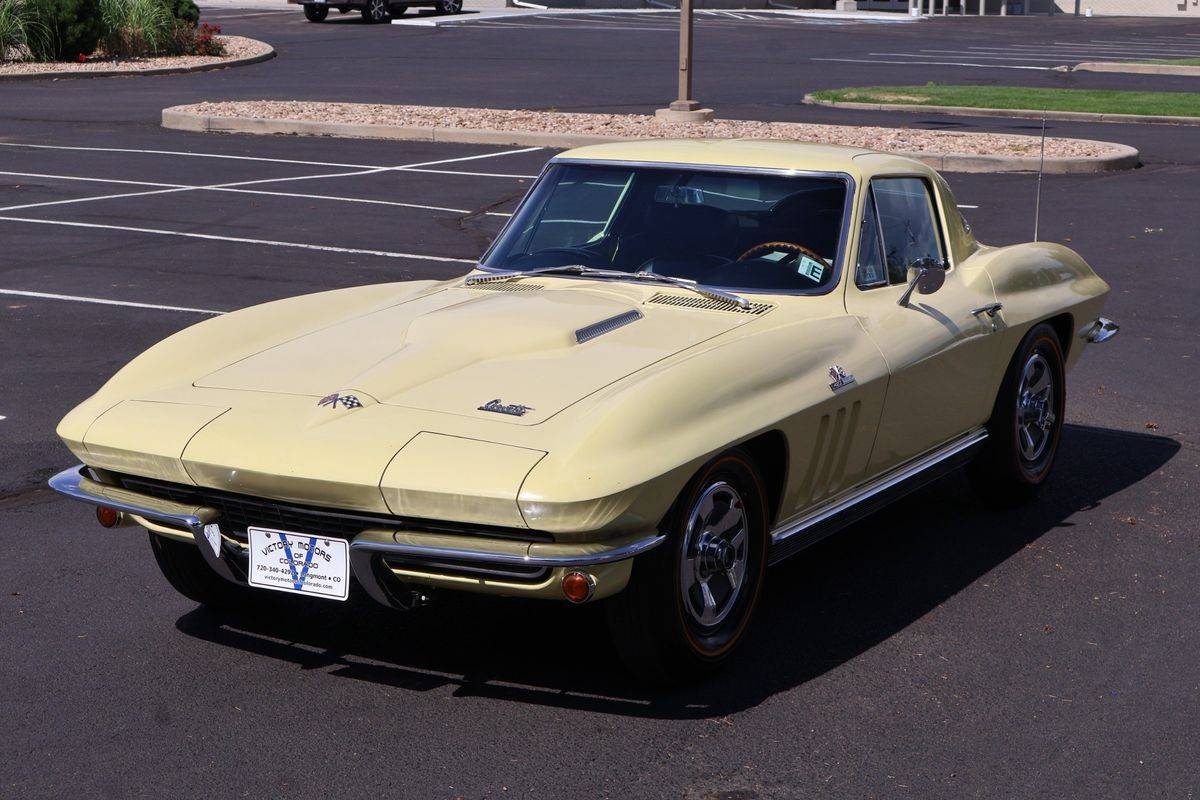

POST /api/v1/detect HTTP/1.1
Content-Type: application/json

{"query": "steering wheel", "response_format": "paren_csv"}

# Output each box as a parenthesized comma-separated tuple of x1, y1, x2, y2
(737, 241, 831, 271)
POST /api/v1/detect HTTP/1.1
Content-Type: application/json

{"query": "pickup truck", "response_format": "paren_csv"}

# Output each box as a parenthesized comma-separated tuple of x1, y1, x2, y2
(290, 0, 462, 23)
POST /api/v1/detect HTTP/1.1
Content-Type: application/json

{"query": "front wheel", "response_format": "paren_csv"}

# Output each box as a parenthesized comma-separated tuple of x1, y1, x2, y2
(361, 0, 390, 22)
(149, 532, 248, 610)
(605, 448, 769, 683)
(435, 0, 462, 12)
(303, 3, 329, 21)
(969, 322, 1066, 505)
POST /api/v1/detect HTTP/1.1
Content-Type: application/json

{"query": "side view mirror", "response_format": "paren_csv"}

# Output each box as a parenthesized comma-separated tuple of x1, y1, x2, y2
(897, 258, 946, 307)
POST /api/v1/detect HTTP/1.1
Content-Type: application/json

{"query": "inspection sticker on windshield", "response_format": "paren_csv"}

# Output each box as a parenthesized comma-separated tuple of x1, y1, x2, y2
(798, 256, 825, 282)
(247, 527, 349, 601)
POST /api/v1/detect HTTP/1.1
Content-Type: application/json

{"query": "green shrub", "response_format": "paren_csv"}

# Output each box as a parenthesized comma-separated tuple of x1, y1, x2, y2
(160, 0, 197, 25)
(25, 0, 102, 60)
(99, 0, 171, 57)
(0, 0, 52, 61)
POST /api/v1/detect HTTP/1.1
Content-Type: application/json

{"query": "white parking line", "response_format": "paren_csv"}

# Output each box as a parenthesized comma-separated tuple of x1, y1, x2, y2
(0, 146, 542, 213)
(813, 57, 1052, 71)
(0, 216, 478, 263)
(0, 169, 512, 217)
(0, 289, 223, 315)
(0, 142, 542, 177)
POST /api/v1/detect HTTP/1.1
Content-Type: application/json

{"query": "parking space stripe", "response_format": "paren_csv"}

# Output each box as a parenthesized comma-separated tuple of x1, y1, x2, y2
(813, 57, 1052, 71)
(0, 169, 512, 216)
(0, 143, 543, 176)
(0, 288, 223, 315)
(0, 216, 478, 263)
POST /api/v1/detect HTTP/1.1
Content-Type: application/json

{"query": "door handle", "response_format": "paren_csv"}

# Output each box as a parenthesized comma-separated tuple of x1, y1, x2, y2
(971, 302, 1003, 319)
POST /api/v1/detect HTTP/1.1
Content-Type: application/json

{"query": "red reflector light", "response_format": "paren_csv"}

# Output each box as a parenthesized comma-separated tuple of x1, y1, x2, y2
(561, 571, 595, 604)
(95, 506, 121, 528)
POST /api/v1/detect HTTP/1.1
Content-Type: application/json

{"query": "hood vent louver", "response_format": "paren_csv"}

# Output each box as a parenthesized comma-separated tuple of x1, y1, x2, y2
(466, 282, 545, 292)
(646, 292, 774, 315)
(575, 309, 643, 344)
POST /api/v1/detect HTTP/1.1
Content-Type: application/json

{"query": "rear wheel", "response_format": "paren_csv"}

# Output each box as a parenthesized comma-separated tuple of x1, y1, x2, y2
(435, 0, 462, 12)
(361, 0, 390, 21)
(149, 532, 247, 610)
(605, 448, 769, 683)
(303, 3, 329, 21)
(969, 323, 1066, 505)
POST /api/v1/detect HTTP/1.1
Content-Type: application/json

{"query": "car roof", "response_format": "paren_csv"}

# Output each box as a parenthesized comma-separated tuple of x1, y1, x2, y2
(554, 139, 932, 180)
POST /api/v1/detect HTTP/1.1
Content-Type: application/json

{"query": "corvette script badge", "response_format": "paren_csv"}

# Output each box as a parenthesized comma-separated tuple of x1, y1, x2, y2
(317, 393, 363, 410)
(828, 365, 855, 391)
(478, 399, 534, 417)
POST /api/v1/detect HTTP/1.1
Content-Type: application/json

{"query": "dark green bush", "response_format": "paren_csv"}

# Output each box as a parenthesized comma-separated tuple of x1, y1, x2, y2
(160, 0, 197, 26)
(25, 0, 102, 60)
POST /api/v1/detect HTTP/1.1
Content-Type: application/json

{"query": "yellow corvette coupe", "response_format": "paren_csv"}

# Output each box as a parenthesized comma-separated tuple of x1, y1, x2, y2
(50, 140, 1117, 681)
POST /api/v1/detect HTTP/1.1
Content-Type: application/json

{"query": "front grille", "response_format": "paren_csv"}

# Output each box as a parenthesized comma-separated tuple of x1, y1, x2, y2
(115, 474, 552, 544)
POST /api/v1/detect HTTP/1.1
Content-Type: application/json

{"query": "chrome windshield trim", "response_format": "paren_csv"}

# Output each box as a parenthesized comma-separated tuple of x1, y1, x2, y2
(48, 464, 217, 535)
(476, 159, 857, 298)
(349, 531, 667, 568)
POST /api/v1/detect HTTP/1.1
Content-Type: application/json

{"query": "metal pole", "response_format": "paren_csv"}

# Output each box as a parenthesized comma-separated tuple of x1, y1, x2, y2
(676, 0, 695, 110)
(656, 0, 711, 122)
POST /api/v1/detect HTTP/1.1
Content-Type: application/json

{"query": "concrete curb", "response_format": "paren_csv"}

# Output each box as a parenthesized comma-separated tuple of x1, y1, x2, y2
(1073, 61, 1200, 77)
(805, 95, 1200, 127)
(162, 106, 1141, 174)
(0, 39, 274, 82)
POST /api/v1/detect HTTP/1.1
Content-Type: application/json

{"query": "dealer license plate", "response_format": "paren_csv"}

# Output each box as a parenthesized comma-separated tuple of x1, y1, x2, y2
(247, 527, 349, 601)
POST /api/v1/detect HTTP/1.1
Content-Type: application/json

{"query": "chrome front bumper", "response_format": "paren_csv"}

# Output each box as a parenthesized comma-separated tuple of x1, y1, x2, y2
(49, 465, 664, 605)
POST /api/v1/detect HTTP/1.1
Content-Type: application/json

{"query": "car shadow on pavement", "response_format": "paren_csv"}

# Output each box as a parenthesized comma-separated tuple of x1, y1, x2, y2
(175, 424, 1179, 719)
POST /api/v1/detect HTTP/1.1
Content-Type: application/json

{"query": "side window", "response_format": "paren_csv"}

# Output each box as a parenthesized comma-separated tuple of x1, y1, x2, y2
(872, 177, 945, 285)
(855, 188, 886, 290)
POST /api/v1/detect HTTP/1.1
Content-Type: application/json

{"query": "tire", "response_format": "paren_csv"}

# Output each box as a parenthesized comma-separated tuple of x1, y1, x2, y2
(605, 448, 770, 683)
(435, 0, 462, 12)
(361, 0, 390, 21)
(969, 322, 1066, 506)
(303, 3, 329, 21)
(148, 532, 248, 610)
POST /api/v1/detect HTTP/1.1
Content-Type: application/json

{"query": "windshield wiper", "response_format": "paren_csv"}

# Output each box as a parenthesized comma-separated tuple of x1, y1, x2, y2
(465, 265, 750, 310)
(464, 265, 600, 285)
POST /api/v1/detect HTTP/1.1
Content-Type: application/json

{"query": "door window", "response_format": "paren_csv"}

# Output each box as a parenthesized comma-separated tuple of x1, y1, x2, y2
(855, 189, 887, 289)
(871, 178, 945, 285)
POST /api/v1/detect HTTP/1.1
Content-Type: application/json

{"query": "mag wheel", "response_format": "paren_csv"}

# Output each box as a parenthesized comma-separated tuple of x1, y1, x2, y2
(361, 0, 390, 22)
(303, 3, 329, 21)
(970, 323, 1066, 505)
(436, 0, 462, 12)
(149, 532, 248, 610)
(605, 448, 768, 683)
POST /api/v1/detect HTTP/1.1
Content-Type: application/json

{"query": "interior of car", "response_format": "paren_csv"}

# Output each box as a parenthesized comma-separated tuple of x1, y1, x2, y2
(484, 164, 851, 293)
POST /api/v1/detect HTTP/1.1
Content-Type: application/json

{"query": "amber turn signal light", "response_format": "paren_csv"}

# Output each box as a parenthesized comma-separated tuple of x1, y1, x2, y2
(95, 506, 122, 528)
(561, 571, 596, 604)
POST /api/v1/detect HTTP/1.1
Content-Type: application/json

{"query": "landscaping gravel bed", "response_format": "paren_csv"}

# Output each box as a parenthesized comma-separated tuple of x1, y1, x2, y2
(179, 100, 1123, 159)
(0, 36, 269, 76)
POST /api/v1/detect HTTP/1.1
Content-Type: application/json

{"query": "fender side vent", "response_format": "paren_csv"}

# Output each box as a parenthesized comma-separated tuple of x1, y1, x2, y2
(575, 309, 643, 344)
(466, 282, 544, 292)
(646, 292, 773, 315)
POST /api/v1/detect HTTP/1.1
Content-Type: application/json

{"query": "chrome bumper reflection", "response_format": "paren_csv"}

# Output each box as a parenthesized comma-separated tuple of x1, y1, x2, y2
(48, 464, 666, 606)
(1086, 317, 1119, 343)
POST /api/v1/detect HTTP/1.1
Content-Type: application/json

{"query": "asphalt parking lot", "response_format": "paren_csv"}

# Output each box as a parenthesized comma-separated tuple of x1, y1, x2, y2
(2, 7, 1199, 799)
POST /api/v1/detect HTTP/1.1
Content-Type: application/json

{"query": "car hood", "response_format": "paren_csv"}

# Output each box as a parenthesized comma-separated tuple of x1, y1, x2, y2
(194, 283, 755, 424)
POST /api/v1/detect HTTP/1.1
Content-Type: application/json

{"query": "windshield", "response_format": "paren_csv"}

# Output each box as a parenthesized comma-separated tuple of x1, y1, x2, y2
(481, 162, 850, 293)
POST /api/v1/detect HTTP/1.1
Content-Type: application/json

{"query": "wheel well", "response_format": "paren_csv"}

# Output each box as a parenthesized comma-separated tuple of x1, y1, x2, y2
(741, 430, 788, 527)
(1045, 313, 1074, 361)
